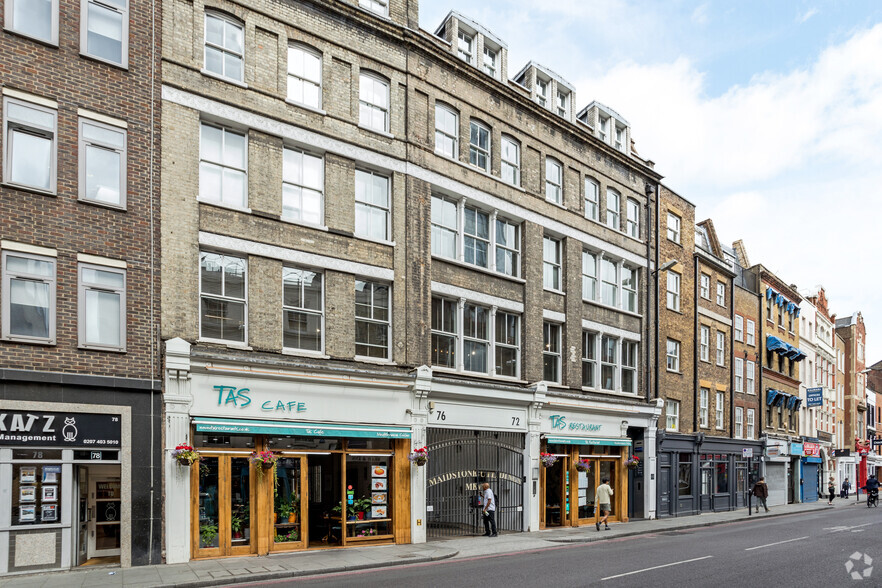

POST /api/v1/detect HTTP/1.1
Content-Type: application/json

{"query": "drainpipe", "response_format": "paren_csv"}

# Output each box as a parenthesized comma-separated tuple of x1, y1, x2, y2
(653, 183, 661, 398)
(693, 253, 699, 432)
(730, 275, 735, 439)
(758, 273, 765, 456)
(644, 183, 654, 403)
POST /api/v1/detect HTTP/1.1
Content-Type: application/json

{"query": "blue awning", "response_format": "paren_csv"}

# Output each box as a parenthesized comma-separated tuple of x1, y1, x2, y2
(791, 349, 807, 362)
(766, 389, 780, 406)
(787, 395, 799, 410)
(793, 398, 803, 410)
(545, 436, 632, 447)
(193, 418, 412, 439)
(775, 392, 790, 407)
(776, 294, 785, 307)
(785, 344, 801, 359)
(766, 288, 775, 300)
(795, 307, 801, 318)
(767, 336, 788, 353)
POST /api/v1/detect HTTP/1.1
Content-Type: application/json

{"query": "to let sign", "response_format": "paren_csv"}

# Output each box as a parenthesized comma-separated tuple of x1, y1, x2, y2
(0, 410, 121, 447)
(806, 387, 823, 408)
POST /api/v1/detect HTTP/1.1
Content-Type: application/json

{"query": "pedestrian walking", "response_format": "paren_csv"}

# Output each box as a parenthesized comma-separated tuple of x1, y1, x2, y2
(481, 482, 497, 537)
(827, 476, 836, 505)
(751, 476, 770, 513)
(841, 478, 851, 498)
(595, 478, 613, 531)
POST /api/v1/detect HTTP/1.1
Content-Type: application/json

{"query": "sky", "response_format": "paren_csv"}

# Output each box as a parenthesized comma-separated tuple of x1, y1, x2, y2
(420, 0, 882, 363)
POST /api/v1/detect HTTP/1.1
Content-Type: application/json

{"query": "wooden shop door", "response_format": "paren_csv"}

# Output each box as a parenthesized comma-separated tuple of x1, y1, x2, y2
(191, 454, 257, 558)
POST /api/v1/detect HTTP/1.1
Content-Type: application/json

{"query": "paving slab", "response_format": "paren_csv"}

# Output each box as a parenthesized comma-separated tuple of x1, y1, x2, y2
(4, 501, 837, 587)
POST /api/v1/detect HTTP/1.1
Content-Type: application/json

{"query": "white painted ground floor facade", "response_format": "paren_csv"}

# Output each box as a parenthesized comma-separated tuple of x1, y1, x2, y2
(162, 338, 663, 563)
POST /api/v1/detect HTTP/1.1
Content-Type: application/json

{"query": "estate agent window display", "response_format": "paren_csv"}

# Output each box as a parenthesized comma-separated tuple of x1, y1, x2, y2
(191, 433, 403, 559)
(540, 444, 628, 528)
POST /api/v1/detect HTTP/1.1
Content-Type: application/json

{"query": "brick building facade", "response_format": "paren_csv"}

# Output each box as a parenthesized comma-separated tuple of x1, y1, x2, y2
(835, 312, 868, 486)
(0, 0, 161, 575)
(159, 0, 663, 563)
(755, 267, 805, 506)
(656, 207, 759, 517)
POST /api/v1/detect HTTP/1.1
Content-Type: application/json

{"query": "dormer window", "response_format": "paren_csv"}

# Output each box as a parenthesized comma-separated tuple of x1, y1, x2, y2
(615, 125, 625, 151)
(536, 79, 548, 107)
(457, 31, 473, 64)
(483, 46, 497, 78)
(557, 91, 568, 118)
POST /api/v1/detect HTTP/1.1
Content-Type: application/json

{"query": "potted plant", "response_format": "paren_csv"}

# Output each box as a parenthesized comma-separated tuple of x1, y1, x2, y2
(277, 500, 292, 524)
(249, 450, 278, 479)
(575, 459, 591, 473)
(408, 446, 428, 466)
(171, 444, 201, 467)
(199, 523, 218, 548)
(540, 452, 558, 467)
(231, 513, 244, 539)
(626, 455, 640, 470)
(274, 529, 299, 543)
(332, 501, 358, 521)
(356, 528, 377, 537)
(355, 497, 372, 520)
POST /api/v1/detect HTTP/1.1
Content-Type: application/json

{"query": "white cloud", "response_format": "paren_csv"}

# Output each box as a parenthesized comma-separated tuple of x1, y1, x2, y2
(798, 8, 819, 24)
(572, 24, 882, 360)
(573, 24, 882, 194)
(692, 3, 710, 25)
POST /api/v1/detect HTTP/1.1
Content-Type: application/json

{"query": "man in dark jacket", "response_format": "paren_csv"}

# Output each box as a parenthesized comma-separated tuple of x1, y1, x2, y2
(752, 477, 770, 513)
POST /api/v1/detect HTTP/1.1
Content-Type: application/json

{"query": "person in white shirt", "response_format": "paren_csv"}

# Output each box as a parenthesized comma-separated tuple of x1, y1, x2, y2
(481, 482, 497, 537)
(595, 478, 613, 531)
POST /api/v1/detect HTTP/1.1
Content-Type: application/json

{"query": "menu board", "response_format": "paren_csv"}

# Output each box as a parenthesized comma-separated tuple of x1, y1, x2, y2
(371, 465, 388, 518)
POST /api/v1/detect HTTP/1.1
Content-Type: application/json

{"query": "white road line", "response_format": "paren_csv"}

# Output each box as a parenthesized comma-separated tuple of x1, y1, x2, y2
(600, 556, 714, 581)
(745, 536, 809, 551)
(824, 522, 874, 533)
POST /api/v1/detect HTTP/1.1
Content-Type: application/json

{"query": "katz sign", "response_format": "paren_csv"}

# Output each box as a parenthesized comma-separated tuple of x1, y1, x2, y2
(0, 410, 121, 447)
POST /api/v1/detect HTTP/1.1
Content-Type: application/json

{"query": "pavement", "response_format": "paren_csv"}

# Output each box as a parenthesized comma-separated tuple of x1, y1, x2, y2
(3, 499, 848, 587)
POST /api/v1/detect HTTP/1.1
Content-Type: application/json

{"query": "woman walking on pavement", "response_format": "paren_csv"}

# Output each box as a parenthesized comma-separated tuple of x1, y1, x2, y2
(827, 476, 836, 505)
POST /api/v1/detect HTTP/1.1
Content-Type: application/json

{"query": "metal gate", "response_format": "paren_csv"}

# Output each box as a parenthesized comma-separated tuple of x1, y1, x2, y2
(426, 428, 524, 538)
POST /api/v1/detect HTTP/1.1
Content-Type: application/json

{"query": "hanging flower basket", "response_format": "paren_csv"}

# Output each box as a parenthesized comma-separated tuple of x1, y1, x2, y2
(575, 459, 592, 473)
(171, 444, 201, 467)
(408, 446, 429, 467)
(626, 455, 640, 470)
(250, 451, 279, 478)
(540, 452, 558, 468)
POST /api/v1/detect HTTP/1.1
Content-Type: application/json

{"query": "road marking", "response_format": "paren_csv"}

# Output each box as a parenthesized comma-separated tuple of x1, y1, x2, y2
(745, 536, 808, 551)
(600, 556, 713, 581)
(824, 522, 874, 533)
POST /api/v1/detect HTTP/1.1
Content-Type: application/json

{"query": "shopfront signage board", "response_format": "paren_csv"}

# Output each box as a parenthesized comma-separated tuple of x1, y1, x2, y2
(0, 410, 121, 447)
(429, 401, 527, 431)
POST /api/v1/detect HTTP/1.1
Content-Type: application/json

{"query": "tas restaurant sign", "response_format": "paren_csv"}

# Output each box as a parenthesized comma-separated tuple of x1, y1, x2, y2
(0, 410, 121, 447)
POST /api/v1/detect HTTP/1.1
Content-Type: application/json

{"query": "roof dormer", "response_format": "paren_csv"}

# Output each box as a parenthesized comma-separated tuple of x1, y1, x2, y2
(578, 101, 631, 155)
(512, 61, 576, 122)
(435, 11, 507, 82)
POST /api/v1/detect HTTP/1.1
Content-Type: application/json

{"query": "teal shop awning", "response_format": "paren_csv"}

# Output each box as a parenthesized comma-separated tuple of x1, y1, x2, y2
(193, 418, 411, 439)
(545, 436, 632, 447)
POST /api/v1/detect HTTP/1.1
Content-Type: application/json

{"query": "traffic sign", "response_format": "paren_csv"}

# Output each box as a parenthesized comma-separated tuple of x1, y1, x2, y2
(742, 448, 754, 458)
